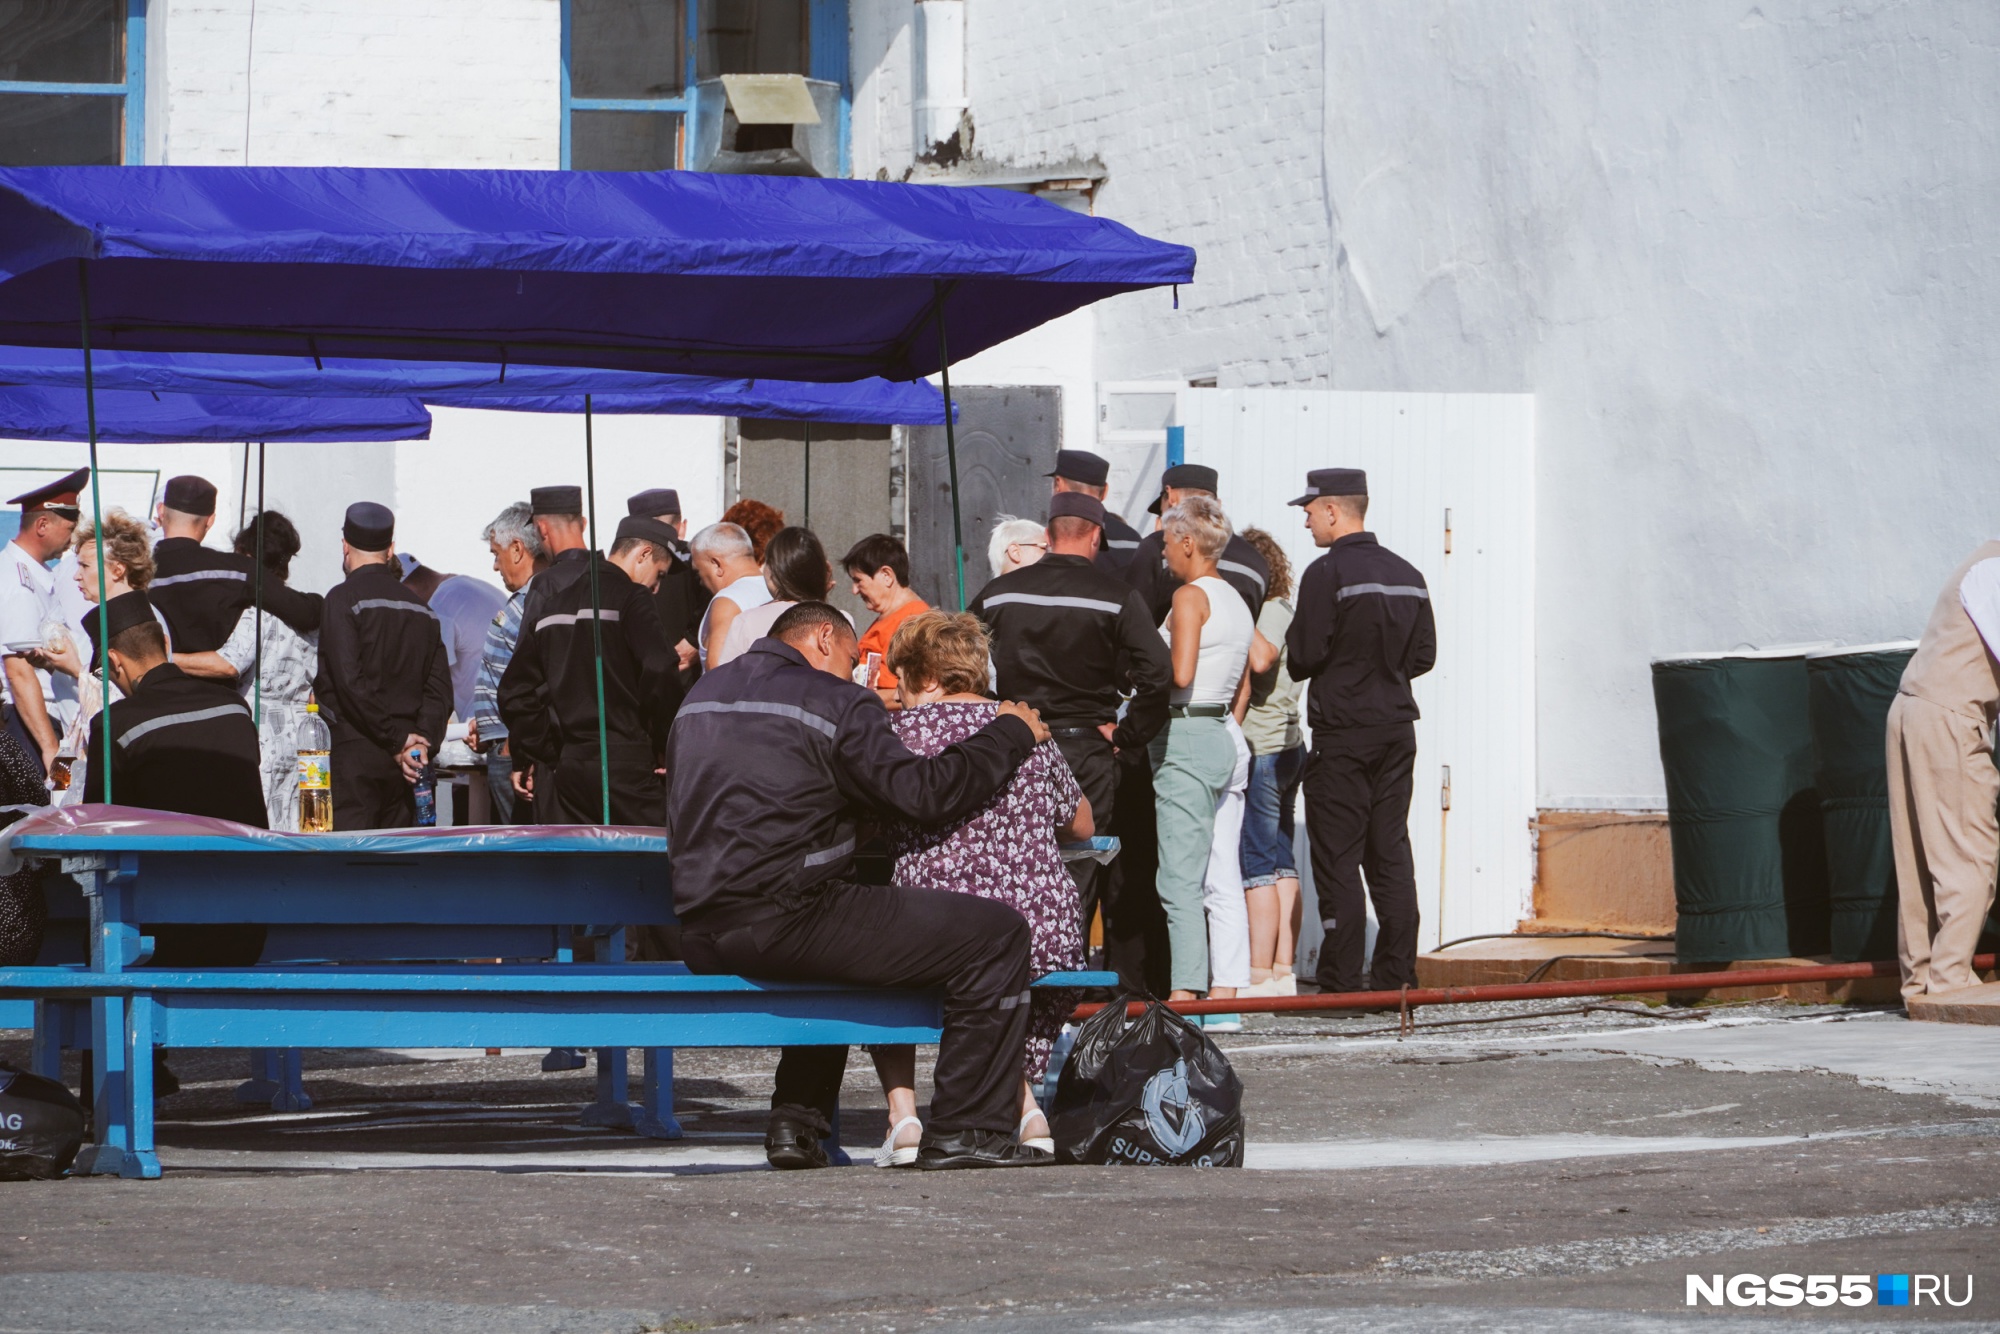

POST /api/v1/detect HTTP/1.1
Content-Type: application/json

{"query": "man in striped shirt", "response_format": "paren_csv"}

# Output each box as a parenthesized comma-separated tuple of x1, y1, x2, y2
(471, 502, 548, 823)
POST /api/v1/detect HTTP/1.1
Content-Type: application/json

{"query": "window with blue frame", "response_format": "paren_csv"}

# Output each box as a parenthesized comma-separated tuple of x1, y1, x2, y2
(0, 0, 145, 165)
(563, 0, 844, 173)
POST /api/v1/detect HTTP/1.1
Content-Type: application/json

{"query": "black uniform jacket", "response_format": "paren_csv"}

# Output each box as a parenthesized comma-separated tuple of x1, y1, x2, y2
(1094, 511, 1144, 576)
(313, 562, 452, 756)
(1124, 529, 1270, 624)
(82, 662, 267, 825)
(969, 553, 1172, 750)
(150, 537, 321, 653)
(497, 552, 681, 770)
(666, 638, 1038, 928)
(651, 543, 711, 692)
(1286, 531, 1437, 731)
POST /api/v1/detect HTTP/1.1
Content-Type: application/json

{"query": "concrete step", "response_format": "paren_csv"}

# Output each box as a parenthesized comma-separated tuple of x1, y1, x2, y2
(1906, 979, 2000, 1025)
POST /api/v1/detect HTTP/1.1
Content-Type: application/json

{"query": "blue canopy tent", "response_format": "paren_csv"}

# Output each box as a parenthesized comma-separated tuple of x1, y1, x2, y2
(0, 165, 1192, 815)
(0, 384, 431, 444)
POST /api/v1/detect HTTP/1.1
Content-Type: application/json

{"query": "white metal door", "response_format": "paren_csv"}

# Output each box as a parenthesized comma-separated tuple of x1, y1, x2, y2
(1179, 389, 1536, 950)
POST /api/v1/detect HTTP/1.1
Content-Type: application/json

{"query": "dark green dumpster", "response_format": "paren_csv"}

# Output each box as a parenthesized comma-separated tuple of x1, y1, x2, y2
(1653, 648, 1831, 962)
(1806, 642, 1917, 962)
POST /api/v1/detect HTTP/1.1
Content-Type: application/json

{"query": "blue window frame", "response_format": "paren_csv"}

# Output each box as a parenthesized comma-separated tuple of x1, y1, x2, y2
(561, 0, 847, 175)
(0, 0, 146, 165)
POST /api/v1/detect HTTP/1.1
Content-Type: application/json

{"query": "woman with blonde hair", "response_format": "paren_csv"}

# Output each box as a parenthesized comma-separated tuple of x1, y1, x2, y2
(868, 610, 1091, 1165)
(1151, 495, 1253, 1006)
(43, 511, 166, 792)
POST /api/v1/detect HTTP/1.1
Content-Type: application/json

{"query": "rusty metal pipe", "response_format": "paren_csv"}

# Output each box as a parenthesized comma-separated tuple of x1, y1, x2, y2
(1072, 954, 1995, 1019)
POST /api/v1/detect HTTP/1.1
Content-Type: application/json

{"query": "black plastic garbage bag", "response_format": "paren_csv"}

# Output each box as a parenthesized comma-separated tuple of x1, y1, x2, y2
(0, 1064, 85, 1180)
(1048, 995, 1243, 1166)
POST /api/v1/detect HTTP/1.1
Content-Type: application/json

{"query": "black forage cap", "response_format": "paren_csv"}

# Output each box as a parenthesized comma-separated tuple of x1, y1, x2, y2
(531, 485, 583, 516)
(342, 501, 395, 552)
(82, 589, 158, 664)
(1288, 468, 1368, 506)
(1045, 449, 1110, 487)
(1147, 462, 1220, 514)
(1047, 491, 1105, 527)
(161, 474, 218, 517)
(627, 488, 681, 518)
(615, 515, 680, 549)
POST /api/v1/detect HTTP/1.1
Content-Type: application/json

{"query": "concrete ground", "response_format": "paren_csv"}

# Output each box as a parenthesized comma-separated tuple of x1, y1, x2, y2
(2, 1000, 1996, 1332)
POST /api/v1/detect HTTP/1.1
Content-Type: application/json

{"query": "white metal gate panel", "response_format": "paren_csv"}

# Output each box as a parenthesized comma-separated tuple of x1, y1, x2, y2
(1179, 389, 1536, 949)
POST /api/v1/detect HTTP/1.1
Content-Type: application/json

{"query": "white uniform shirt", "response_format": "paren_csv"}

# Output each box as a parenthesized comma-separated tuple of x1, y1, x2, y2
(0, 539, 57, 712)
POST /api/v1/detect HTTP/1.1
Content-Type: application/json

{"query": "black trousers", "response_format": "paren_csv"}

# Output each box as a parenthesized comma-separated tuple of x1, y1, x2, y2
(332, 737, 413, 831)
(682, 880, 1032, 1135)
(550, 743, 665, 827)
(1303, 723, 1421, 992)
(4, 704, 45, 780)
(1053, 730, 1169, 994)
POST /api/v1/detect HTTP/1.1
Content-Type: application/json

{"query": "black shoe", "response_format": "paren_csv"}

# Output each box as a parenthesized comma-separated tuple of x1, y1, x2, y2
(916, 1127, 1054, 1170)
(764, 1105, 832, 1170)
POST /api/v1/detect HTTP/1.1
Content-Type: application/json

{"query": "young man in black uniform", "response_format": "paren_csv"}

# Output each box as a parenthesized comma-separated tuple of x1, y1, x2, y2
(1285, 469, 1437, 993)
(969, 491, 1173, 992)
(498, 514, 682, 825)
(313, 503, 452, 830)
(668, 602, 1054, 1170)
(1122, 463, 1271, 622)
(82, 590, 267, 966)
(1047, 449, 1143, 575)
(149, 474, 320, 663)
(626, 488, 709, 698)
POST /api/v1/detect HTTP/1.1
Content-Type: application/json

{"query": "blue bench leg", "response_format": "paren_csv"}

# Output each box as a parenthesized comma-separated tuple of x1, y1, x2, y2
(119, 994, 161, 1180)
(73, 994, 129, 1177)
(632, 1049, 683, 1139)
(541, 1047, 588, 1072)
(271, 1048, 312, 1112)
(581, 1048, 635, 1129)
(30, 1000, 64, 1080)
(235, 1049, 281, 1103)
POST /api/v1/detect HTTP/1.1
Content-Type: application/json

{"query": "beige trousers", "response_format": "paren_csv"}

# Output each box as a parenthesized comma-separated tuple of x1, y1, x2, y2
(1887, 692, 2000, 997)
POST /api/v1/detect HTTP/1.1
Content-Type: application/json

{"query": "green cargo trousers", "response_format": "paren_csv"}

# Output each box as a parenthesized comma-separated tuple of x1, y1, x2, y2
(1149, 715, 1236, 994)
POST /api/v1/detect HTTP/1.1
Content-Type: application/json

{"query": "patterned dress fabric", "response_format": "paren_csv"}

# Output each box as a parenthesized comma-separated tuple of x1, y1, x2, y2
(886, 700, 1085, 1082)
(219, 606, 320, 832)
(0, 723, 50, 965)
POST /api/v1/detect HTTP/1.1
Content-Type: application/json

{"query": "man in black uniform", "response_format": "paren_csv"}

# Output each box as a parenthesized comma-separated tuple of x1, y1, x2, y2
(669, 602, 1053, 1170)
(1047, 449, 1143, 575)
(313, 502, 452, 830)
(150, 474, 320, 662)
(969, 491, 1173, 991)
(1285, 469, 1437, 993)
(1123, 463, 1270, 622)
(498, 514, 682, 825)
(627, 488, 710, 698)
(82, 590, 267, 966)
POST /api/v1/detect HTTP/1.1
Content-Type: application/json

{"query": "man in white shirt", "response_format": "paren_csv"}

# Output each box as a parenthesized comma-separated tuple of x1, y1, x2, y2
(1889, 540, 2000, 999)
(690, 521, 769, 670)
(0, 469, 84, 778)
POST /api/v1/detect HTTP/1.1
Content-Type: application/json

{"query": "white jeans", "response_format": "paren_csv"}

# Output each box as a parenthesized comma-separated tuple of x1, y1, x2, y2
(1202, 718, 1253, 990)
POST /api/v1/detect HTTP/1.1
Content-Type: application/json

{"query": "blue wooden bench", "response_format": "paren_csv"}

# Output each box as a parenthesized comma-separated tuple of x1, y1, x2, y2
(0, 964, 1110, 1178)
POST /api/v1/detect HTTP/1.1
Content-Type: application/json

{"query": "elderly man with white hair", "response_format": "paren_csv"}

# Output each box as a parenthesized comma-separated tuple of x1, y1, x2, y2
(690, 521, 770, 671)
(987, 517, 1048, 579)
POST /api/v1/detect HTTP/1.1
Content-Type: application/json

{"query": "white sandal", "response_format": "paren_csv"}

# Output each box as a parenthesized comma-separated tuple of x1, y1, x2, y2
(1018, 1110, 1054, 1155)
(873, 1115, 923, 1168)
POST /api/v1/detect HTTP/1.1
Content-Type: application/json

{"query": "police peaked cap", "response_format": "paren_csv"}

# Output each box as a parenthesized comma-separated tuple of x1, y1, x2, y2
(8, 467, 88, 516)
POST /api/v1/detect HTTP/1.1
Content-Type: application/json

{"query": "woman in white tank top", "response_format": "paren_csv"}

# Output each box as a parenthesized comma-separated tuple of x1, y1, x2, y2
(1149, 495, 1254, 1004)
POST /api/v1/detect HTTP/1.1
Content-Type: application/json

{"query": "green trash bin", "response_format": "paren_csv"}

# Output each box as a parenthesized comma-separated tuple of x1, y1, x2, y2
(1653, 648, 1831, 962)
(1807, 642, 1917, 962)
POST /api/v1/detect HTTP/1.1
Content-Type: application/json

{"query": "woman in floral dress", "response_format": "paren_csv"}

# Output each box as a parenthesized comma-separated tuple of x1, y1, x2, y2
(869, 611, 1092, 1165)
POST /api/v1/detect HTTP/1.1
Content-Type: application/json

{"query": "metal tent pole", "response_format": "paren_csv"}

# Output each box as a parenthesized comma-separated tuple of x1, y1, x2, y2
(79, 261, 110, 803)
(932, 280, 964, 608)
(802, 421, 811, 530)
(583, 394, 610, 824)
(253, 443, 265, 730)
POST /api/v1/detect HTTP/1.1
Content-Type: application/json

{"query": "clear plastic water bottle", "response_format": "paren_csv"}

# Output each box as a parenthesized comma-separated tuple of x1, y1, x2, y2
(297, 702, 333, 832)
(412, 748, 437, 828)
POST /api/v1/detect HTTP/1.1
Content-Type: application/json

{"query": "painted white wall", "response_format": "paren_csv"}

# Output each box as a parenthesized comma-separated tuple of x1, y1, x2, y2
(852, 0, 2000, 810)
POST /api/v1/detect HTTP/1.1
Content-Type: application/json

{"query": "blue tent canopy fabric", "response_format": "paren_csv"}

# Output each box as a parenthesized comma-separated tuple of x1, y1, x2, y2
(0, 167, 1195, 380)
(0, 346, 952, 424)
(0, 385, 431, 443)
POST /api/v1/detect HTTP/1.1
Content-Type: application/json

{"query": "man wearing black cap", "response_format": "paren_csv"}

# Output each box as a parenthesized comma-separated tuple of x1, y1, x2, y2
(150, 474, 321, 666)
(1047, 449, 1144, 576)
(82, 589, 269, 967)
(1123, 464, 1271, 623)
(1, 469, 83, 776)
(498, 514, 682, 825)
(1285, 468, 1436, 993)
(314, 502, 453, 830)
(969, 491, 1174, 991)
(627, 488, 710, 695)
